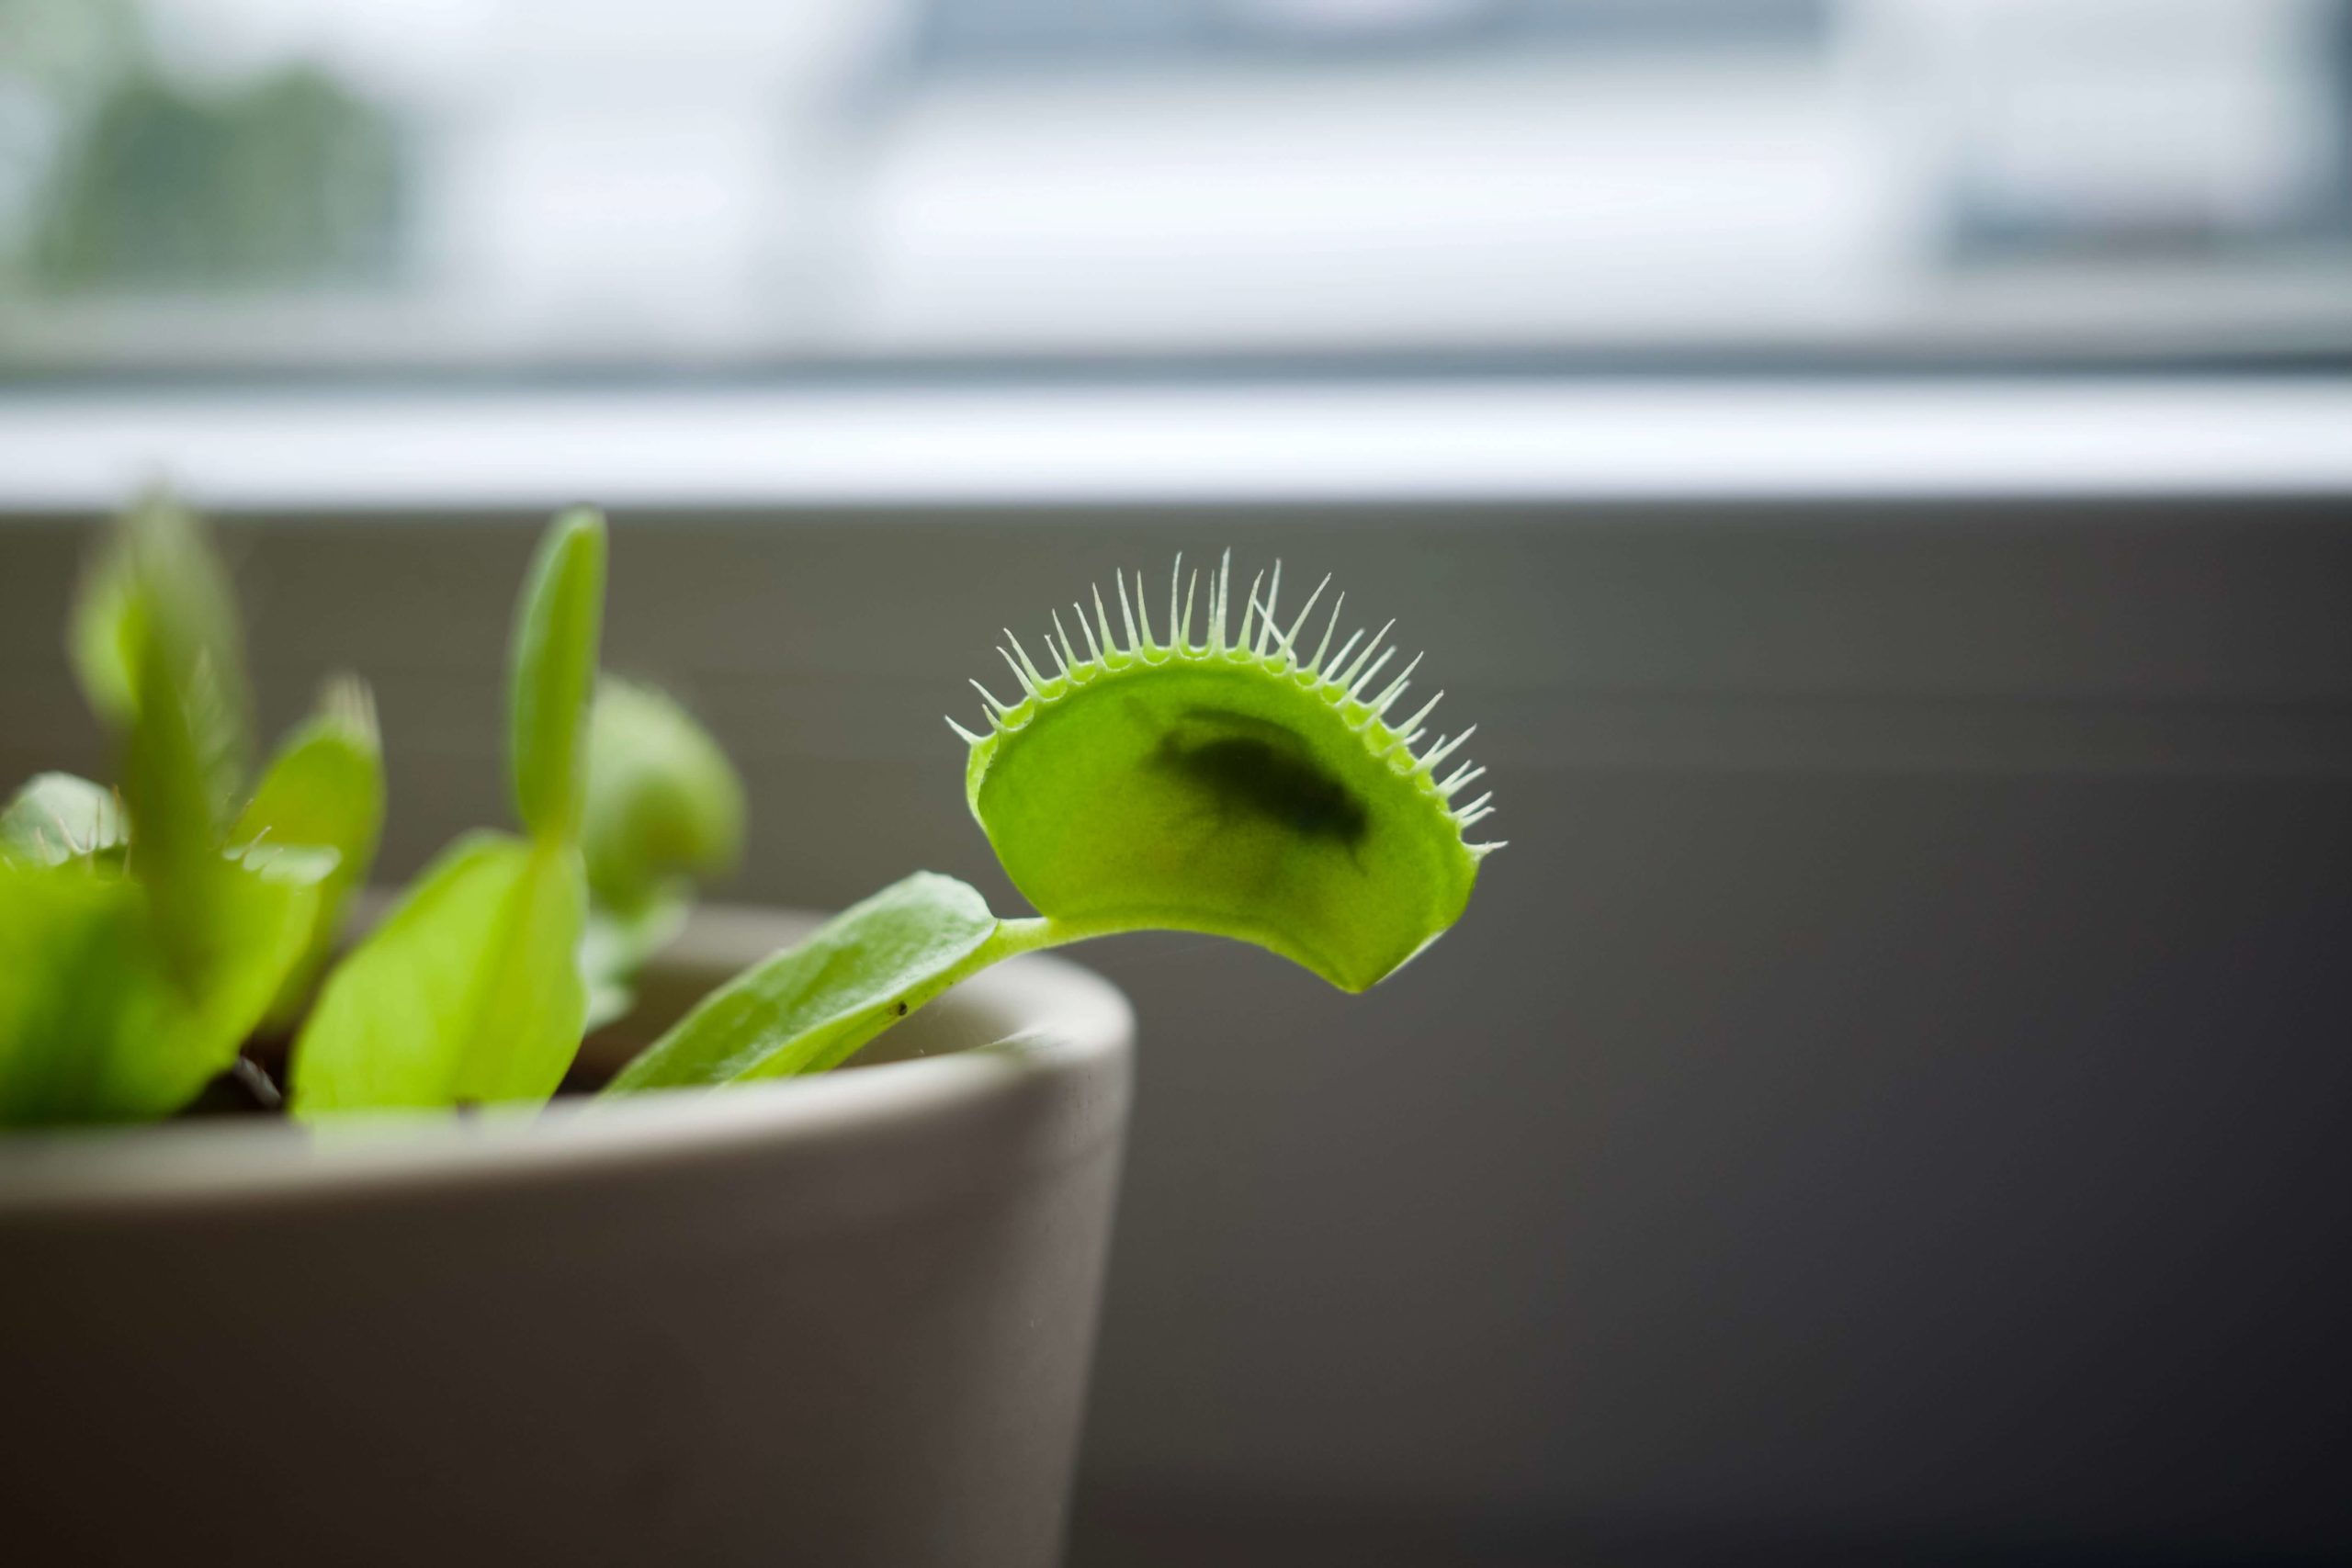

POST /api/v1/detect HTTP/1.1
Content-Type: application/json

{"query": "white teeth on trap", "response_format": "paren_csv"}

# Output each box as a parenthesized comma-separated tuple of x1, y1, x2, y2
(1091, 584, 1116, 662)
(1396, 691, 1445, 737)
(1439, 762, 1484, 797)
(1278, 573, 1330, 663)
(1336, 625, 1374, 682)
(950, 554, 1498, 847)
(1114, 568, 1142, 653)
(1419, 727, 1476, 774)
(999, 641, 1042, 700)
(1337, 619, 1394, 694)
(1004, 630, 1046, 688)
(1371, 651, 1423, 716)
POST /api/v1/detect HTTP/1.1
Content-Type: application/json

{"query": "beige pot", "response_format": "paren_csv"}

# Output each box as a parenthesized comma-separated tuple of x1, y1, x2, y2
(0, 906, 1134, 1568)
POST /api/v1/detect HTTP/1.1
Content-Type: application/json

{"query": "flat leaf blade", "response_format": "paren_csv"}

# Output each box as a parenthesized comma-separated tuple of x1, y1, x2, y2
(0, 864, 168, 1125)
(606, 872, 996, 1093)
(236, 676, 385, 1026)
(145, 848, 325, 1110)
(288, 832, 586, 1116)
(509, 509, 606, 842)
(451, 838, 589, 1105)
(0, 854, 317, 1126)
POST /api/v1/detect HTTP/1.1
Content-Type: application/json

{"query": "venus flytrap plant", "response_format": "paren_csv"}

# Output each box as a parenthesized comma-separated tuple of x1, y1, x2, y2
(0, 500, 347, 1126)
(0, 773, 126, 868)
(239, 676, 384, 1028)
(287, 511, 604, 1116)
(966, 554, 1498, 988)
(578, 677, 747, 1031)
(606, 552, 1498, 1094)
(1, 502, 1494, 1129)
(0, 499, 746, 1127)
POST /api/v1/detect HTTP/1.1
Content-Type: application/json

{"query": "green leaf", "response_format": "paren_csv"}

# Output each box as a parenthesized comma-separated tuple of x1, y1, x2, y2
(958, 555, 1496, 992)
(509, 509, 606, 842)
(68, 527, 140, 728)
(2, 497, 327, 1126)
(0, 773, 125, 868)
(449, 840, 590, 1108)
(171, 846, 331, 1104)
(605, 872, 997, 1093)
(235, 675, 385, 1027)
(285, 511, 611, 1117)
(108, 502, 264, 991)
(0, 863, 175, 1126)
(121, 567, 240, 988)
(76, 495, 254, 822)
(0, 852, 320, 1127)
(582, 677, 744, 917)
(288, 831, 588, 1116)
(575, 678, 744, 1031)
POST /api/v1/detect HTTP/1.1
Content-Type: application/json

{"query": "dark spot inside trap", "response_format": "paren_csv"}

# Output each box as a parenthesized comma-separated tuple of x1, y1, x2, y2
(1153, 708, 1369, 850)
(895, 1002, 909, 1016)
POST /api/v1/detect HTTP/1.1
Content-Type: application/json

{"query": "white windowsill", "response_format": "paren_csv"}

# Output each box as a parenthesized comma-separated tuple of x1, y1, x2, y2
(0, 378, 2346, 514)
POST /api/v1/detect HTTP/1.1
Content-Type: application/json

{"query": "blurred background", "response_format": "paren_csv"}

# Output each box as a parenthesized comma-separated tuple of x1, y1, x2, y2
(3, 2, 2350, 1563)
(5, 0, 2352, 369)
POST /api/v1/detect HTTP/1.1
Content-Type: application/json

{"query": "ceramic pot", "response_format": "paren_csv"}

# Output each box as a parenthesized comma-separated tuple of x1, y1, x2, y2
(0, 905, 1134, 1568)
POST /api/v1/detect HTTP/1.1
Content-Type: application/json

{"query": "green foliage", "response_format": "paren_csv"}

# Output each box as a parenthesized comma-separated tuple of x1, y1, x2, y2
(0, 0, 142, 105)
(0, 853, 316, 1125)
(288, 833, 585, 1114)
(107, 499, 317, 998)
(28, 57, 404, 292)
(0, 773, 124, 867)
(607, 556, 1499, 1096)
(608, 873, 998, 1092)
(0, 503, 325, 1127)
(960, 555, 1495, 991)
(582, 678, 743, 917)
(67, 525, 140, 727)
(4, 499, 1497, 1130)
(577, 678, 745, 1029)
(72, 492, 254, 823)
(0, 863, 162, 1122)
(236, 676, 384, 1027)
(290, 511, 604, 1118)
(122, 567, 254, 989)
(509, 509, 606, 845)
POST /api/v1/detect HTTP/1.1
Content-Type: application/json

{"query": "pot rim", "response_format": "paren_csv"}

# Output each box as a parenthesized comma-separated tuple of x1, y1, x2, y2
(0, 902, 1133, 1220)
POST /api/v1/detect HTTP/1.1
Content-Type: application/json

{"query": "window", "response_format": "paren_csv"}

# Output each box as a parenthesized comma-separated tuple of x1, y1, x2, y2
(3, 0, 2348, 376)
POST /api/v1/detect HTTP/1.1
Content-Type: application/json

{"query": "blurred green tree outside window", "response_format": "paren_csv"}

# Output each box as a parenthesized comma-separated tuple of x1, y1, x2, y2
(4, 0, 403, 292)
